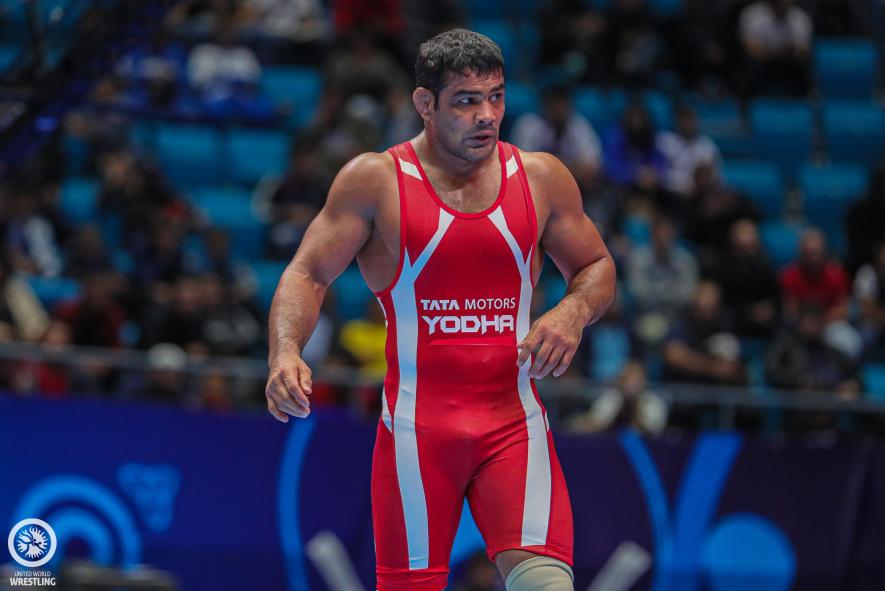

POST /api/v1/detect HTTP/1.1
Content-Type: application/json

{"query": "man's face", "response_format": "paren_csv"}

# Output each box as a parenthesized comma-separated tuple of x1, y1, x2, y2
(424, 70, 505, 163)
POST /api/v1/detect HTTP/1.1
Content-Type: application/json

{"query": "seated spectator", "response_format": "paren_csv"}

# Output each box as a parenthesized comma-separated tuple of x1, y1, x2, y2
(142, 276, 208, 355)
(199, 274, 262, 356)
(267, 146, 327, 259)
(54, 272, 126, 349)
(4, 183, 64, 277)
(845, 162, 885, 272)
(123, 343, 192, 403)
(765, 302, 860, 396)
(324, 28, 407, 102)
(115, 28, 187, 108)
(189, 227, 256, 300)
(0, 251, 48, 342)
(657, 106, 721, 196)
(711, 219, 780, 337)
(681, 162, 760, 257)
(239, 0, 328, 48)
(606, 0, 666, 87)
(780, 228, 850, 322)
(537, 0, 607, 82)
(663, 280, 746, 384)
(65, 225, 114, 280)
(512, 84, 602, 186)
(739, 0, 812, 96)
(187, 18, 271, 119)
(569, 360, 668, 436)
(384, 84, 424, 147)
(854, 242, 885, 353)
(195, 367, 234, 413)
(604, 102, 668, 191)
(627, 213, 699, 343)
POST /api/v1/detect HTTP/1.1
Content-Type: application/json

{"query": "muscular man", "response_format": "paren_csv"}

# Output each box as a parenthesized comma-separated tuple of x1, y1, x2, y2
(265, 29, 616, 591)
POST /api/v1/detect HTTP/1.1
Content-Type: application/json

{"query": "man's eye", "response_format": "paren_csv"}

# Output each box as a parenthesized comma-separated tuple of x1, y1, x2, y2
(459, 98, 473, 105)
(491, 93, 503, 102)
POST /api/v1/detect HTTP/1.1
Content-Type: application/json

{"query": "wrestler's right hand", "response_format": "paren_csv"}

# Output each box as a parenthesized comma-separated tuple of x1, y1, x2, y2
(265, 349, 312, 422)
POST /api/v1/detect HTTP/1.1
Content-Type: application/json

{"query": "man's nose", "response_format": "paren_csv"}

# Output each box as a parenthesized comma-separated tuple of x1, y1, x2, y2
(475, 100, 497, 127)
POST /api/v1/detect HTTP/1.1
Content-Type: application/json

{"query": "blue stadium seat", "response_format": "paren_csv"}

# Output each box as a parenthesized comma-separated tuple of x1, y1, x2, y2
(799, 164, 868, 251)
(60, 178, 99, 225)
(864, 364, 885, 401)
(253, 260, 288, 312)
(191, 188, 265, 259)
(750, 100, 813, 180)
(261, 67, 322, 129)
(650, 0, 683, 17)
(821, 101, 885, 167)
(153, 124, 224, 187)
(466, 0, 508, 20)
(573, 86, 611, 134)
(643, 91, 673, 131)
(503, 82, 539, 124)
(227, 128, 290, 185)
(26, 275, 82, 309)
(814, 39, 878, 99)
(470, 21, 515, 74)
(0, 45, 18, 71)
(332, 265, 374, 321)
(759, 220, 803, 270)
(722, 161, 784, 219)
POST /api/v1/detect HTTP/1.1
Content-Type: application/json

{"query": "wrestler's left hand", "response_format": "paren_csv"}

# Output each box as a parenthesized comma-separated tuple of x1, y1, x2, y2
(516, 301, 585, 379)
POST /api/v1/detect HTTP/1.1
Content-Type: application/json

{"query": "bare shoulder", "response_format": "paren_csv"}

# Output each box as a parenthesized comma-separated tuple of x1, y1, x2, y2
(515, 150, 581, 220)
(327, 151, 397, 212)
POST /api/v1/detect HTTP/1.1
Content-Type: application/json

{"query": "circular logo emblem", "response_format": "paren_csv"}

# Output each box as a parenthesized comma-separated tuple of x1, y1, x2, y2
(8, 518, 57, 568)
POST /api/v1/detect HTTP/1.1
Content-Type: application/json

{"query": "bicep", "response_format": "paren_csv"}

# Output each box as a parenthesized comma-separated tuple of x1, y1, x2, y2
(538, 157, 611, 283)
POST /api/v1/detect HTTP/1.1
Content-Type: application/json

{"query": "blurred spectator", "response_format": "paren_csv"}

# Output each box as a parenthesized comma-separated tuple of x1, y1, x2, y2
(607, 0, 666, 87)
(780, 228, 850, 321)
(115, 28, 187, 108)
(0, 251, 48, 342)
(739, 0, 812, 96)
(4, 183, 65, 277)
(604, 102, 668, 190)
(196, 367, 234, 412)
(339, 301, 387, 380)
(808, 0, 868, 37)
(239, 0, 328, 48)
(627, 213, 698, 342)
(300, 89, 382, 177)
(267, 146, 328, 259)
(200, 274, 262, 356)
(64, 76, 133, 169)
(14, 321, 75, 397)
(142, 343, 191, 403)
(65, 225, 114, 280)
(579, 291, 636, 381)
(538, 0, 607, 82)
(325, 29, 408, 102)
(657, 106, 721, 196)
(54, 272, 126, 348)
(188, 18, 271, 118)
(765, 302, 860, 396)
(663, 281, 746, 385)
(333, 0, 403, 42)
(512, 84, 602, 186)
(845, 162, 885, 272)
(712, 219, 780, 337)
(97, 149, 185, 252)
(450, 549, 499, 591)
(189, 227, 256, 299)
(680, 162, 760, 257)
(854, 242, 885, 353)
(671, 0, 731, 91)
(570, 360, 668, 435)
(384, 84, 423, 147)
(131, 221, 189, 302)
(142, 276, 208, 354)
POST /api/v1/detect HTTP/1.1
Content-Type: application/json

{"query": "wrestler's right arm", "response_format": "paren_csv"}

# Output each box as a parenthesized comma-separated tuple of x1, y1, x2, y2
(265, 153, 388, 422)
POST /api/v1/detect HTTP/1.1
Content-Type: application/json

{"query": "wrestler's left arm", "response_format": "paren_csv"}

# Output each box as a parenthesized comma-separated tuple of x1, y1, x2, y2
(517, 152, 616, 379)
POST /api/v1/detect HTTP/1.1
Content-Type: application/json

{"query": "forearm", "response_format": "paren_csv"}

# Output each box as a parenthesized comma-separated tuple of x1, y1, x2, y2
(268, 260, 328, 366)
(557, 255, 616, 327)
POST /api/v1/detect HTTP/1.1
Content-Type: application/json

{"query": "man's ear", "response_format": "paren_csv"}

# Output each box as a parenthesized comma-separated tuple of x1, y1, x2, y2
(412, 87, 435, 122)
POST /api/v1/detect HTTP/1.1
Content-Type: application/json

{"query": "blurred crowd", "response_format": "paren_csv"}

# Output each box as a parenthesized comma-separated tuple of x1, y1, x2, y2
(0, 0, 884, 435)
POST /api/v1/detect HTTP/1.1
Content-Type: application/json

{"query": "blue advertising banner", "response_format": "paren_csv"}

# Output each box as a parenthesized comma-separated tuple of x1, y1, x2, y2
(1, 395, 883, 590)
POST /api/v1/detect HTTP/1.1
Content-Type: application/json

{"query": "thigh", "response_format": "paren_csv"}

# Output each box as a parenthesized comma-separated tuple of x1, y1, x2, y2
(371, 419, 468, 591)
(465, 428, 574, 566)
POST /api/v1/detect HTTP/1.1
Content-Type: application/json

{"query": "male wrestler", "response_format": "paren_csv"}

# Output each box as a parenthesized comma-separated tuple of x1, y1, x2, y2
(265, 29, 615, 591)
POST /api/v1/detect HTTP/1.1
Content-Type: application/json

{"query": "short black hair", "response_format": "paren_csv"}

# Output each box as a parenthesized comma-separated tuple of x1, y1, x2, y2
(415, 28, 504, 105)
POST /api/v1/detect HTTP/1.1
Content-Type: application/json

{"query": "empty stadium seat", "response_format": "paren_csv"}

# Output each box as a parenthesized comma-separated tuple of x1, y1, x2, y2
(759, 220, 803, 269)
(153, 124, 224, 187)
(799, 163, 868, 251)
(814, 39, 878, 99)
(60, 178, 99, 225)
(191, 188, 265, 259)
(26, 275, 82, 309)
(822, 101, 885, 167)
(722, 161, 784, 219)
(863, 363, 885, 402)
(749, 100, 814, 180)
(332, 265, 374, 321)
(503, 82, 539, 123)
(573, 86, 611, 134)
(253, 260, 288, 312)
(228, 128, 290, 185)
(261, 67, 322, 129)
(470, 20, 515, 74)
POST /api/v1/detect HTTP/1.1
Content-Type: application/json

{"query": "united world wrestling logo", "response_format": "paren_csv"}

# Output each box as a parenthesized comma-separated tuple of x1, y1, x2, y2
(8, 518, 57, 568)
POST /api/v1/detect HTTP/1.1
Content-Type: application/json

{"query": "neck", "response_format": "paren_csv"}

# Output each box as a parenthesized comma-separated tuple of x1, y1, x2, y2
(413, 130, 496, 186)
